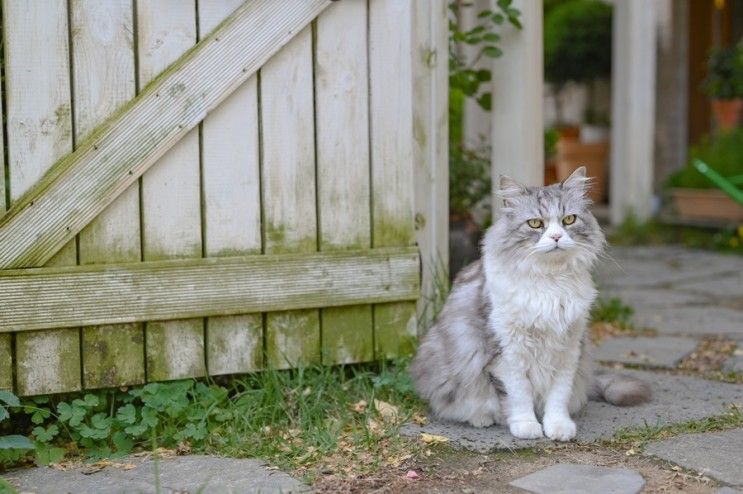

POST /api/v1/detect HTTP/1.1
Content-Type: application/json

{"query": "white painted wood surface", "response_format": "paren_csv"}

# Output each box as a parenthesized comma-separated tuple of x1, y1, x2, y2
(72, 0, 145, 389)
(261, 26, 320, 369)
(137, 0, 204, 381)
(610, 0, 657, 224)
(412, 0, 449, 330)
(315, 0, 373, 364)
(369, 0, 418, 357)
(199, 0, 263, 376)
(3, 0, 80, 395)
(0, 86, 8, 390)
(490, 0, 544, 208)
(4, 0, 81, 395)
(0, 0, 330, 271)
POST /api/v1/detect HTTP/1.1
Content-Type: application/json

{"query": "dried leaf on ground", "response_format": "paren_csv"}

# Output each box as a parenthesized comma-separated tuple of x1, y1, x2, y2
(374, 399, 399, 421)
(420, 432, 449, 444)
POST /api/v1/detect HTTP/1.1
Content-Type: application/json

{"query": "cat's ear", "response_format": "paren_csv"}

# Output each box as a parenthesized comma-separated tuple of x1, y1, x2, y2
(561, 166, 590, 195)
(498, 175, 527, 206)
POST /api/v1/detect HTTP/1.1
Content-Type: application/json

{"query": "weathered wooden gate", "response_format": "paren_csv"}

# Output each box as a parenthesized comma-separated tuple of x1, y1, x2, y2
(0, 0, 448, 396)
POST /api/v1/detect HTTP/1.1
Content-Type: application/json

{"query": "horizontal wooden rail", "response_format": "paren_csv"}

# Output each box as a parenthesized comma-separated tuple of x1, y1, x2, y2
(0, 0, 330, 269)
(0, 248, 420, 333)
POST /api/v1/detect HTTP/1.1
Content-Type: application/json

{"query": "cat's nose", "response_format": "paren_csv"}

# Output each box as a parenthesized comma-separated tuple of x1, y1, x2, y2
(550, 233, 562, 242)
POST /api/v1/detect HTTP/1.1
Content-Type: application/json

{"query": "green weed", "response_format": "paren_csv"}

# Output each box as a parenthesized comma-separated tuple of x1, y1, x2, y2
(0, 360, 424, 482)
(591, 297, 634, 328)
(607, 404, 743, 450)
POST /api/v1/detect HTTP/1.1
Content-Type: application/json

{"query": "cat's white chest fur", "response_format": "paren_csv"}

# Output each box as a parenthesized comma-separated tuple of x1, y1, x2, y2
(484, 259, 596, 405)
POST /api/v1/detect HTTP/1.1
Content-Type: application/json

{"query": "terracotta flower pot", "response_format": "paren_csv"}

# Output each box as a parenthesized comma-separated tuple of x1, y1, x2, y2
(555, 139, 609, 203)
(711, 98, 743, 131)
(671, 188, 743, 222)
(557, 125, 580, 142)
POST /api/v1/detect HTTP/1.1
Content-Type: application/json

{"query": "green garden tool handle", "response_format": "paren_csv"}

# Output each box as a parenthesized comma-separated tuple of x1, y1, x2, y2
(693, 159, 743, 207)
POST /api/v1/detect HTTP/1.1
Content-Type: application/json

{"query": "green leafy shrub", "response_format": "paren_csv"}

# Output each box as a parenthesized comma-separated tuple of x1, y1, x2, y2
(703, 45, 743, 100)
(449, 145, 491, 216)
(543, 0, 612, 124)
(544, 0, 612, 87)
(667, 128, 743, 189)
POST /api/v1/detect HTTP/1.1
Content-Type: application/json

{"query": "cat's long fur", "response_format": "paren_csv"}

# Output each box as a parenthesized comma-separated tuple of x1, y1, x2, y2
(410, 167, 650, 441)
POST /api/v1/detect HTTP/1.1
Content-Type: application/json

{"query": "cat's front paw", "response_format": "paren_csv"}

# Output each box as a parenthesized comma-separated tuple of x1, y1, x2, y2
(543, 415, 576, 441)
(509, 420, 543, 439)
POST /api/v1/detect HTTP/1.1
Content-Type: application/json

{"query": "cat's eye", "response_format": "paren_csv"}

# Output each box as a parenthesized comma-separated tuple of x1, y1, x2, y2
(527, 219, 543, 229)
(562, 214, 577, 225)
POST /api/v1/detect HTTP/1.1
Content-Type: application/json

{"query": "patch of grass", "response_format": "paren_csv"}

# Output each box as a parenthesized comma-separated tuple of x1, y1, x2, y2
(0, 360, 426, 483)
(607, 404, 743, 451)
(591, 298, 634, 328)
(0, 478, 18, 494)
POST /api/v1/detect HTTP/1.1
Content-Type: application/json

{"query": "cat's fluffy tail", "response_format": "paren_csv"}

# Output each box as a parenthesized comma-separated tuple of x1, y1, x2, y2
(590, 373, 652, 406)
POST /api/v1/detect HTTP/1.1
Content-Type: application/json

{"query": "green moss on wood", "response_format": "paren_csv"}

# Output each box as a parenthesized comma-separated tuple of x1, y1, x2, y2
(82, 324, 145, 389)
(206, 314, 263, 375)
(16, 329, 81, 396)
(374, 302, 417, 360)
(146, 319, 205, 382)
(321, 305, 374, 365)
(373, 219, 416, 248)
(266, 309, 320, 370)
(0, 335, 12, 391)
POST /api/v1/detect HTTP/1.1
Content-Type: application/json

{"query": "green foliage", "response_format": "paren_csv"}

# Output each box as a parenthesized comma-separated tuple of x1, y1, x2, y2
(449, 0, 522, 111)
(544, 127, 560, 160)
(543, 0, 612, 87)
(591, 298, 634, 329)
(0, 361, 423, 477)
(703, 44, 743, 99)
(449, 144, 491, 215)
(667, 129, 743, 189)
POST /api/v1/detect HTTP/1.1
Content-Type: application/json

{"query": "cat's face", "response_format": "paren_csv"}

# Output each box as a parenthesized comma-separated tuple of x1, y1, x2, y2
(493, 167, 605, 267)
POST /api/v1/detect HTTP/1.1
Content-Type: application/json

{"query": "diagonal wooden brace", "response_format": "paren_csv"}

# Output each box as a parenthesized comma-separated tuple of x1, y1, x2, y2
(0, 0, 330, 269)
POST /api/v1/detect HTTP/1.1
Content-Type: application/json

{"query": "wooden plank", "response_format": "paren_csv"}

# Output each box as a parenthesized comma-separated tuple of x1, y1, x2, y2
(261, 26, 319, 370)
(0, 334, 11, 391)
(0, 248, 420, 334)
(412, 0, 449, 329)
(137, 0, 203, 382)
(199, 0, 263, 376)
(369, 0, 418, 359)
(0, 0, 331, 270)
(4, 0, 81, 395)
(315, 0, 373, 365)
(72, 0, 144, 389)
(0, 33, 9, 391)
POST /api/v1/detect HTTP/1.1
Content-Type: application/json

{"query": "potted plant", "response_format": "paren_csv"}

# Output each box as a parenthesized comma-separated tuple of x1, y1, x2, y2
(703, 45, 743, 131)
(667, 129, 743, 222)
(544, 0, 612, 202)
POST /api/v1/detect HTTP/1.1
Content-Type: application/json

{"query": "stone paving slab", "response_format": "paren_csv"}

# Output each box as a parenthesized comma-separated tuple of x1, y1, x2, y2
(723, 354, 743, 374)
(402, 369, 743, 452)
(716, 488, 743, 494)
(674, 272, 743, 299)
(594, 336, 697, 368)
(598, 287, 706, 309)
(596, 247, 743, 290)
(509, 464, 645, 494)
(633, 306, 743, 338)
(645, 428, 743, 487)
(0, 455, 310, 494)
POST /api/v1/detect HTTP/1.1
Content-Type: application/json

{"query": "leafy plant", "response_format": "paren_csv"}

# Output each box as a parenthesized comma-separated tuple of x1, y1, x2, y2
(449, 144, 491, 216)
(667, 128, 743, 189)
(0, 361, 425, 481)
(449, 0, 522, 113)
(543, 0, 612, 124)
(703, 44, 743, 100)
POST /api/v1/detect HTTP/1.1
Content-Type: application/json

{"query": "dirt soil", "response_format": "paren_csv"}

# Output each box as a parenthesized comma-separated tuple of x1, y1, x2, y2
(313, 442, 721, 494)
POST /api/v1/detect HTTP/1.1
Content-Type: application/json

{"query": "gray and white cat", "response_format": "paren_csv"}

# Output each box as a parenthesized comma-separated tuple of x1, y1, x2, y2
(411, 167, 650, 441)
